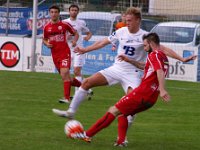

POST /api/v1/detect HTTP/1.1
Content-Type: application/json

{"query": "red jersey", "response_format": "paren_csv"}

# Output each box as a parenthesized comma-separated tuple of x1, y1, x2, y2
(135, 50, 169, 101)
(43, 21, 76, 59)
(115, 50, 169, 116)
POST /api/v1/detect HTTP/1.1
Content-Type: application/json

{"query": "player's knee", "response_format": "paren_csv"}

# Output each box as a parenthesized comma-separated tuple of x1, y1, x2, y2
(108, 106, 120, 117)
(81, 78, 92, 90)
(60, 70, 70, 81)
(74, 67, 81, 76)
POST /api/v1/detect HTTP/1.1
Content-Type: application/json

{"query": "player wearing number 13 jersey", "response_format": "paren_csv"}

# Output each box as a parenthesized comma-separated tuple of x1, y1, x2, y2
(52, 7, 196, 146)
(106, 26, 148, 89)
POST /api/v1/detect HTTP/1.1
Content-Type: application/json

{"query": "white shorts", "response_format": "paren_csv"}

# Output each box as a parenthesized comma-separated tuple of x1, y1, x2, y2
(70, 47, 85, 67)
(99, 65, 143, 93)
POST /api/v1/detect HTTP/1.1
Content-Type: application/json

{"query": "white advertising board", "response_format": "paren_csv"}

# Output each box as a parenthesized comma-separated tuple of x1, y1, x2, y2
(163, 43, 198, 81)
(22, 38, 56, 73)
(0, 36, 24, 71)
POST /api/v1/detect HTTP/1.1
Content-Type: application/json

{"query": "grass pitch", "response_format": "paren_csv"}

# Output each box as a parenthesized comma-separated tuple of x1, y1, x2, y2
(0, 70, 199, 150)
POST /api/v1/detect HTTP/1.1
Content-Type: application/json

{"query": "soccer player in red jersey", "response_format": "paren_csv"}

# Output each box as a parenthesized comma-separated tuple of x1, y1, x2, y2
(43, 5, 79, 103)
(69, 33, 171, 146)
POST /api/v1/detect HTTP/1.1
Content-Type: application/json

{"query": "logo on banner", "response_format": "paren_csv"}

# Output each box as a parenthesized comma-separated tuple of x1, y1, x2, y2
(0, 42, 20, 67)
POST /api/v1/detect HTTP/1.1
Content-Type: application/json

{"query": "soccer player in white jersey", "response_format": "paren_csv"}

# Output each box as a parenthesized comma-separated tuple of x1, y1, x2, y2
(59, 4, 92, 103)
(53, 7, 197, 144)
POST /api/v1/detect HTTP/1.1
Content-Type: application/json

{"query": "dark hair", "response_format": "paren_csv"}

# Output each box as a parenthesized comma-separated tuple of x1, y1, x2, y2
(69, 4, 79, 11)
(143, 33, 160, 45)
(49, 5, 60, 12)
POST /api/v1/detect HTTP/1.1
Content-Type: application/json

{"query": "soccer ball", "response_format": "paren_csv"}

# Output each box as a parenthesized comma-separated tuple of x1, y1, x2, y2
(64, 120, 84, 138)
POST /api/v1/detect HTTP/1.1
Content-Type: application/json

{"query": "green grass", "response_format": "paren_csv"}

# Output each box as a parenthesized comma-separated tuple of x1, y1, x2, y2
(0, 70, 200, 150)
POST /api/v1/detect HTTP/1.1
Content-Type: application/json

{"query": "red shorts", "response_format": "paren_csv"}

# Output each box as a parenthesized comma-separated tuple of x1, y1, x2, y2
(115, 90, 158, 116)
(53, 54, 71, 72)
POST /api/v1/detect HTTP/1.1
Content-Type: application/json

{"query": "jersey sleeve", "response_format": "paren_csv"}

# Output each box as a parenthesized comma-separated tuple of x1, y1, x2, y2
(149, 52, 163, 71)
(43, 25, 48, 39)
(107, 29, 120, 44)
(81, 20, 90, 33)
(63, 21, 76, 35)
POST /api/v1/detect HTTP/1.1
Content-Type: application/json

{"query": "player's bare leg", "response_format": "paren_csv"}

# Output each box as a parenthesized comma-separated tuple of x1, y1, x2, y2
(53, 72, 108, 118)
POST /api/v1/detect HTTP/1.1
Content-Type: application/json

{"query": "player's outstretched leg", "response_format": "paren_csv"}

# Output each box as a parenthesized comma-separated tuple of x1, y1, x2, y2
(53, 87, 88, 119)
(52, 108, 74, 119)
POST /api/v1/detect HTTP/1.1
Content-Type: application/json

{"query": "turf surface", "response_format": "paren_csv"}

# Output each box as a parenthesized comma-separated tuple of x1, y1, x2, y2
(0, 70, 199, 150)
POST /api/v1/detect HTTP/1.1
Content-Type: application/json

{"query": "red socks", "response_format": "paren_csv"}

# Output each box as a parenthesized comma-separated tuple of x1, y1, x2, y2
(64, 81, 71, 100)
(117, 115, 128, 144)
(71, 78, 82, 87)
(86, 112, 115, 137)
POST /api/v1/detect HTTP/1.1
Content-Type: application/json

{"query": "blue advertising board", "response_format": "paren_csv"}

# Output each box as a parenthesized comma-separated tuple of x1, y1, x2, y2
(82, 41, 117, 75)
(0, 6, 49, 35)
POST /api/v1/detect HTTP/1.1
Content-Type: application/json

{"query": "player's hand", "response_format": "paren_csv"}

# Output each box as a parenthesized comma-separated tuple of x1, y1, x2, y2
(111, 45, 117, 51)
(46, 42, 53, 48)
(84, 36, 90, 41)
(74, 46, 86, 54)
(182, 55, 197, 62)
(71, 40, 77, 47)
(160, 89, 170, 102)
(118, 54, 130, 62)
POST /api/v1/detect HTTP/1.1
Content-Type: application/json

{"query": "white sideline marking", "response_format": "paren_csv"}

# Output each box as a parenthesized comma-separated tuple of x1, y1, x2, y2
(168, 86, 199, 91)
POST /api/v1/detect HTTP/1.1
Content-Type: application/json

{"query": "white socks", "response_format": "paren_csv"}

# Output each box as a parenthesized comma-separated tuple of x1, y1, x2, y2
(68, 87, 88, 113)
(127, 115, 136, 128)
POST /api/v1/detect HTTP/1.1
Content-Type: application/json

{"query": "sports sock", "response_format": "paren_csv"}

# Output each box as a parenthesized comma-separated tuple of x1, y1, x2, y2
(117, 115, 128, 144)
(68, 87, 88, 113)
(86, 112, 115, 137)
(127, 114, 136, 127)
(71, 77, 82, 87)
(64, 81, 71, 100)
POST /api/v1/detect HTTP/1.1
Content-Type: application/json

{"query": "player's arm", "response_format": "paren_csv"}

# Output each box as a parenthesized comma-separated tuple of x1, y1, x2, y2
(118, 54, 145, 69)
(160, 45, 197, 62)
(83, 31, 92, 41)
(65, 22, 79, 47)
(71, 31, 79, 47)
(43, 38, 53, 48)
(43, 27, 53, 48)
(157, 69, 170, 102)
(74, 38, 111, 54)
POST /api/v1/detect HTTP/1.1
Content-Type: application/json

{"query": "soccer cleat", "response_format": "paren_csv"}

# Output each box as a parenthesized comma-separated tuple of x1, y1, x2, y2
(113, 141, 127, 147)
(87, 89, 94, 100)
(69, 132, 92, 143)
(58, 98, 70, 104)
(114, 137, 128, 147)
(52, 109, 75, 119)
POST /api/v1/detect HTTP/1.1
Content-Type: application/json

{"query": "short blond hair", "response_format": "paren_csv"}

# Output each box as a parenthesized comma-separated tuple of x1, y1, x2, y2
(125, 7, 142, 19)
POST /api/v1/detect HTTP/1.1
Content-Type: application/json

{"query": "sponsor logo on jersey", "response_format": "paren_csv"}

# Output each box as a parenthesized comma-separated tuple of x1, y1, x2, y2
(58, 26, 63, 30)
(47, 27, 52, 32)
(0, 42, 20, 68)
(150, 83, 157, 91)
